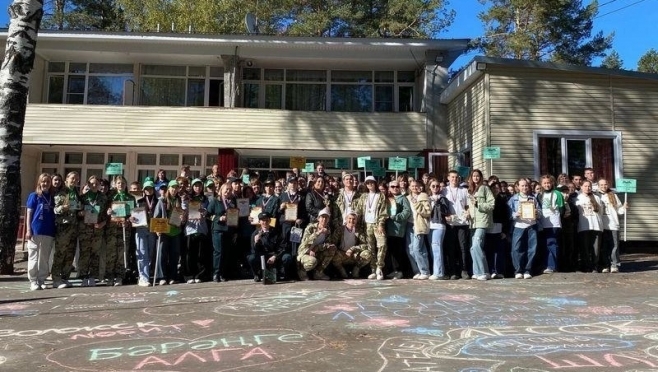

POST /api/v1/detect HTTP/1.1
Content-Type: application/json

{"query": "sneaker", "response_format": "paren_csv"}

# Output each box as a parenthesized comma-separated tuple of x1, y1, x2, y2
(39, 283, 48, 290)
(61, 279, 73, 288)
(314, 270, 330, 281)
(475, 274, 489, 281)
(194, 278, 203, 283)
(88, 277, 96, 287)
(253, 275, 261, 282)
(392, 271, 403, 280)
(376, 268, 384, 280)
(429, 275, 440, 280)
(80, 278, 89, 287)
(159, 279, 168, 286)
(297, 269, 308, 281)
(491, 273, 502, 279)
(450, 275, 459, 280)
(543, 268, 554, 274)
(106, 278, 114, 287)
(138, 280, 151, 287)
(351, 267, 361, 279)
(523, 273, 532, 279)
(30, 283, 41, 291)
(386, 271, 399, 279)
(515, 273, 523, 279)
(113, 279, 123, 286)
(417, 274, 430, 280)
(611, 266, 619, 273)
(602, 268, 610, 273)
(412, 274, 421, 280)
(168, 279, 177, 285)
(187, 279, 195, 284)
(368, 273, 377, 280)
(461, 270, 471, 280)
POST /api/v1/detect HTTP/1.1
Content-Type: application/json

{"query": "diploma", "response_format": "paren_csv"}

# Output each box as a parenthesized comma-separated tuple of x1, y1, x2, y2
(250, 207, 262, 225)
(520, 201, 536, 220)
(226, 208, 239, 227)
(130, 207, 148, 227)
(237, 198, 250, 217)
(284, 203, 298, 222)
(67, 197, 79, 211)
(149, 218, 170, 234)
(168, 207, 184, 226)
(188, 201, 202, 220)
(111, 201, 128, 218)
(84, 205, 99, 224)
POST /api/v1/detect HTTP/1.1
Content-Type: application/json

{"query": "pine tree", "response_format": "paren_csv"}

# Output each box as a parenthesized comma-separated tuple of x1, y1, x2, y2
(637, 49, 658, 74)
(600, 50, 623, 70)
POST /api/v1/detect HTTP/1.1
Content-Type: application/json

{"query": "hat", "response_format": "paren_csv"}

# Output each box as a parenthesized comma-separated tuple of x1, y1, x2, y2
(389, 180, 399, 187)
(142, 180, 155, 189)
(263, 179, 275, 186)
(318, 207, 331, 217)
(167, 180, 179, 188)
(287, 177, 298, 184)
(364, 176, 377, 183)
(143, 176, 153, 183)
(258, 212, 271, 221)
(346, 210, 358, 217)
(191, 178, 203, 186)
(205, 180, 215, 187)
(228, 177, 240, 184)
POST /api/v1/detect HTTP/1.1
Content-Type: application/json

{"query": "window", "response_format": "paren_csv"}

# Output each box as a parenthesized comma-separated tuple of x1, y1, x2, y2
(108, 153, 126, 164)
(535, 130, 622, 185)
(159, 154, 179, 166)
(41, 152, 59, 164)
(86, 153, 105, 165)
(140, 65, 221, 107)
(65, 152, 83, 164)
(47, 62, 134, 105)
(182, 154, 202, 167)
(137, 154, 157, 165)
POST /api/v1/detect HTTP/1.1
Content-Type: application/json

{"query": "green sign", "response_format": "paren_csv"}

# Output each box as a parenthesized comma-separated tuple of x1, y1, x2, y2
(334, 158, 349, 169)
(105, 162, 123, 175)
(456, 165, 471, 179)
(372, 167, 386, 177)
(615, 178, 637, 193)
(303, 163, 315, 173)
(483, 147, 501, 160)
(365, 159, 380, 169)
(242, 174, 251, 185)
(357, 156, 372, 168)
(408, 156, 425, 169)
(388, 157, 408, 171)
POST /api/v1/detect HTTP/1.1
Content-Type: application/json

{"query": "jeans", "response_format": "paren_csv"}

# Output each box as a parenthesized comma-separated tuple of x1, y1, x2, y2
(429, 225, 446, 277)
(404, 223, 419, 274)
(159, 234, 181, 281)
(544, 227, 561, 271)
(135, 228, 156, 282)
(445, 224, 470, 277)
(212, 231, 227, 278)
(406, 223, 430, 275)
(578, 230, 601, 272)
(602, 229, 621, 267)
(484, 233, 506, 276)
(511, 225, 538, 274)
(470, 228, 489, 276)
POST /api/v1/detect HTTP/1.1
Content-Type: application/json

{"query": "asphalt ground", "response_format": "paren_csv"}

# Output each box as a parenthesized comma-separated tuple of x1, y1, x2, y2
(1, 250, 658, 371)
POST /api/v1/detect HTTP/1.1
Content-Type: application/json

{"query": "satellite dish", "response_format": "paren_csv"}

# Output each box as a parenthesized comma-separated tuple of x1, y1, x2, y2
(245, 13, 259, 34)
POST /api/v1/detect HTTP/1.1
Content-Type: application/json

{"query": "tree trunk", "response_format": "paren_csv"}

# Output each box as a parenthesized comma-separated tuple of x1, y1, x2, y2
(0, 0, 43, 275)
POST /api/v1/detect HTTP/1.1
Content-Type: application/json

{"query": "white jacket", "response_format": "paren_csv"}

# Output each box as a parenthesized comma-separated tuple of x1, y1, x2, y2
(575, 193, 603, 232)
(599, 192, 626, 231)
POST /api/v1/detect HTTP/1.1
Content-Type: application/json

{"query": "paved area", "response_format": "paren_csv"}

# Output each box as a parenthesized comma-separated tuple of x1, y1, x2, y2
(1, 251, 658, 371)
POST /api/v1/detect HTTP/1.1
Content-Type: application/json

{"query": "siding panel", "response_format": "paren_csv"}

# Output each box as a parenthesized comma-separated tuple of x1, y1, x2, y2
(446, 76, 486, 173)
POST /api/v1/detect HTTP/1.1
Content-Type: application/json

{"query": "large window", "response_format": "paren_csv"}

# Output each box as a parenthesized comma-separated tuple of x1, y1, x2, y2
(243, 69, 415, 112)
(140, 65, 223, 107)
(535, 130, 622, 185)
(46, 62, 134, 105)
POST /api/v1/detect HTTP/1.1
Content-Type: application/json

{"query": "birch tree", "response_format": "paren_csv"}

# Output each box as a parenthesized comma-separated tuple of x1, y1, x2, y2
(0, 0, 43, 274)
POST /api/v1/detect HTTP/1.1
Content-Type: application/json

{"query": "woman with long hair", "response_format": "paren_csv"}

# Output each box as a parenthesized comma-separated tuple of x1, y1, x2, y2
(466, 169, 495, 281)
(597, 179, 626, 272)
(25, 173, 56, 290)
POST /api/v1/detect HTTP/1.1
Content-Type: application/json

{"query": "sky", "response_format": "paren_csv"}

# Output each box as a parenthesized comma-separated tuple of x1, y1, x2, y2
(0, 0, 656, 70)
(442, 0, 658, 70)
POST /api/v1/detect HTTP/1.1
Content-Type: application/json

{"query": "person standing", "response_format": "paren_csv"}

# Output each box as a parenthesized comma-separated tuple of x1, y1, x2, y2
(183, 178, 210, 283)
(442, 170, 471, 279)
(104, 176, 135, 286)
(206, 183, 236, 282)
(406, 180, 431, 280)
(576, 180, 604, 272)
(428, 178, 450, 280)
(25, 173, 56, 290)
(466, 170, 495, 281)
(153, 180, 188, 285)
(597, 178, 627, 273)
(332, 173, 362, 231)
(78, 175, 109, 287)
(360, 176, 389, 280)
(52, 171, 81, 289)
(508, 178, 540, 279)
(385, 180, 412, 279)
(133, 179, 158, 286)
(538, 175, 565, 274)
(279, 177, 307, 258)
(484, 181, 510, 279)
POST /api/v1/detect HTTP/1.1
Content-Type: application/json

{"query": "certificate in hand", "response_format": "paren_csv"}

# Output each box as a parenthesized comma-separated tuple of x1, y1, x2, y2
(250, 207, 262, 225)
(237, 198, 250, 217)
(188, 201, 202, 220)
(226, 208, 239, 227)
(168, 207, 184, 226)
(284, 203, 298, 221)
(84, 205, 99, 224)
(520, 201, 536, 220)
(111, 202, 128, 218)
(131, 207, 148, 227)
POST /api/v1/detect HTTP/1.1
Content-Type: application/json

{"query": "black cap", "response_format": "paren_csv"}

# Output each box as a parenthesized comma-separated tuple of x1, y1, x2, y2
(263, 179, 275, 186)
(258, 212, 271, 220)
(287, 177, 298, 184)
(228, 177, 239, 184)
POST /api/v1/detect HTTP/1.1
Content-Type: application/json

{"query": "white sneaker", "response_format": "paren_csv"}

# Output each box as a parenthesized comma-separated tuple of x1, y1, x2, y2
(194, 278, 202, 283)
(367, 273, 377, 280)
(187, 279, 195, 284)
(385, 271, 398, 279)
(412, 274, 421, 280)
(429, 275, 440, 280)
(417, 274, 430, 280)
(376, 268, 384, 280)
(61, 279, 72, 288)
(523, 273, 532, 279)
(113, 279, 123, 286)
(30, 283, 41, 291)
(475, 274, 489, 281)
(601, 268, 610, 273)
(159, 279, 168, 286)
(138, 280, 151, 287)
(611, 266, 619, 273)
(515, 273, 523, 279)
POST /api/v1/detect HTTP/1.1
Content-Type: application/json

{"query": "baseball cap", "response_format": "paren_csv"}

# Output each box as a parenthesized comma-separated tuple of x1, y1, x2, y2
(191, 178, 203, 186)
(364, 176, 377, 183)
(142, 180, 155, 189)
(318, 207, 331, 217)
(258, 212, 271, 220)
(167, 180, 179, 188)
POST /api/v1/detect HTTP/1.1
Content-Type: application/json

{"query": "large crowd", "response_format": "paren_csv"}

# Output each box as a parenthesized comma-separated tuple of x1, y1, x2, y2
(24, 162, 627, 290)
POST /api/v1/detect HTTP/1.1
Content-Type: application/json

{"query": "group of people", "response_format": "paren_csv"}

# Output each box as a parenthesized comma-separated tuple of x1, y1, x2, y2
(24, 162, 627, 290)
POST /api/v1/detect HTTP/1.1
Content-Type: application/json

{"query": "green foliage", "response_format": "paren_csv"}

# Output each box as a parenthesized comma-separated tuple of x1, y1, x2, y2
(637, 49, 658, 74)
(476, 0, 612, 65)
(600, 50, 623, 70)
(42, 0, 125, 30)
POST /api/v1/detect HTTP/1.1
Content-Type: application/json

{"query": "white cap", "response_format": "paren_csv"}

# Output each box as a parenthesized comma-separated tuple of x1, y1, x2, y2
(364, 176, 377, 183)
(318, 207, 331, 217)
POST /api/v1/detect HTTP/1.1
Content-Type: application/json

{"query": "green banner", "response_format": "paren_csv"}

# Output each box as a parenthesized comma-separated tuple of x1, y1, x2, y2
(303, 163, 315, 173)
(483, 147, 501, 160)
(408, 156, 425, 169)
(334, 158, 349, 169)
(105, 162, 123, 175)
(357, 156, 371, 168)
(388, 157, 407, 171)
(615, 178, 637, 193)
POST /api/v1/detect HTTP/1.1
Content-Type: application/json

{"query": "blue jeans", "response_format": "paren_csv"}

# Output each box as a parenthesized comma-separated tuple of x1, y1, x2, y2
(544, 227, 561, 271)
(602, 229, 620, 268)
(212, 231, 227, 278)
(135, 227, 156, 282)
(429, 226, 446, 277)
(406, 223, 430, 275)
(159, 234, 181, 281)
(470, 228, 489, 276)
(512, 225, 538, 274)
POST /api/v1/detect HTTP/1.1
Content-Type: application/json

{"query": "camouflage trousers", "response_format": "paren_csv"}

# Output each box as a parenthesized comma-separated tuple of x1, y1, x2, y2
(78, 224, 104, 278)
(366, 223, 387, 270)
(105, 224, 127, 280)
(331, 248, 372, 270)
(298, 249, 336, 272)
(52, 223, 78, 281)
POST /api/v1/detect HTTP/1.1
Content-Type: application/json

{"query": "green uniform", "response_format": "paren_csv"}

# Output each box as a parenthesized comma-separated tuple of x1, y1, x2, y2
(329, 224, 371, 274)
(105, 190, 135, 282)
(78, 190, 108, 279)
(359, 191, 389, 270)
(297, 223, 335, 273)
(52, 187, 81, 282)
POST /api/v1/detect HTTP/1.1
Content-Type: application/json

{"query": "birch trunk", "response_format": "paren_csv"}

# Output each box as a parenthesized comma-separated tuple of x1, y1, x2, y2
(0, 0, 43, 274)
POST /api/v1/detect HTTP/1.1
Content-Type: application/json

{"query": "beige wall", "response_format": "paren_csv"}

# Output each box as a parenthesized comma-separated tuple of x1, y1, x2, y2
(445, 76, 486, 170)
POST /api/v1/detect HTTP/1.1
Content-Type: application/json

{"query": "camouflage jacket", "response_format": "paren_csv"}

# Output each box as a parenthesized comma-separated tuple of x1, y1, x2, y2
(297, 223, 333, 258)
(54, 186, 81, 225)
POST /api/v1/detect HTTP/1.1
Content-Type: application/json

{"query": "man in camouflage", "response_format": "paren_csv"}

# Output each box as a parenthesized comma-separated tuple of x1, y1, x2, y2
(330, 211, 371, 279)
(52, 172, 81, 289)
(297, 208, 335, 280)
(78, 176, 109, 287)
(359, 176, 389, 280)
